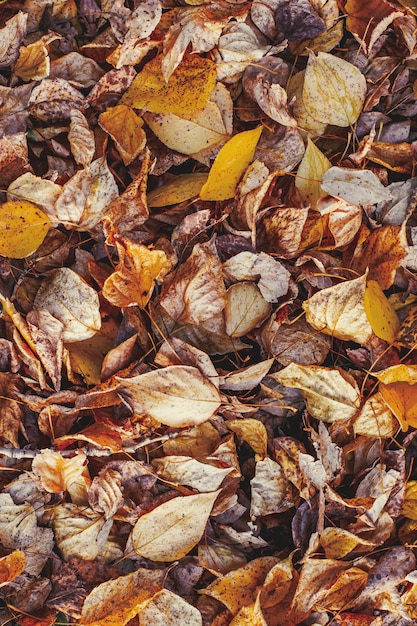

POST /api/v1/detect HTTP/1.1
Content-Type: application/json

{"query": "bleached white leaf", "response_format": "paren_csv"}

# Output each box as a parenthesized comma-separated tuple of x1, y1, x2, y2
(117, 365, 221, 427)
(34, 268, 101, 342)
(139, 589, 203, 626)
(250, 457, 293, 520)
(219, 359, 274, 391)
(225, 282, 271, 337)
(321, 167, 393, 206)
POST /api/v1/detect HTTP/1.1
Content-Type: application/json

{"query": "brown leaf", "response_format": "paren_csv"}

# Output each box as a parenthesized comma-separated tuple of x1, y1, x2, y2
(351, 225, 406, 289)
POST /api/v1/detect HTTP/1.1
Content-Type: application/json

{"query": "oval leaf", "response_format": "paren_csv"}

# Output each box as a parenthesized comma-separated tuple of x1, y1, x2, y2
(295, 137, 331, 208)
(34, 268, 101, 342)
(116, 365, 221, 427)
(225, 282, 271, 338)
(0, 200, 50, 258)
(132, 490, 220, 561)
(303, 51, 366, 127)
(200, 126, 263, 201)
(364, 279, 400, 342)
(147, 173, 209, 207)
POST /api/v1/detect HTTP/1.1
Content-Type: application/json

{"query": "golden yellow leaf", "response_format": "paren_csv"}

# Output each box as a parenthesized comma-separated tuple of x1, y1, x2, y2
(303, 274, 373, 343)
(302, 51, 366, 127)
(132, 490, 220, 561)
(295, 137, 331, 208)
(199, 556, 279, 615)
(80, 568, 164, 626)
(227, 418, 268, 458)
(374, 364, 417, 385)
(98, 105, 146, 165)
(379, 381, 417, 431)
(0, 200, 50, 258)
(0, 551, 25, 587)
(121, 54, 217, 116)
(200, 126, 263, 201)
(364, 280, 400, 343)
(230, 593, 267, 626)
(316, 567, 368, 612)
(103, 238, 170, 309)
(320, 527, 373, 559)
(67, 316, 119, 385)
(147, 173, 209, 207)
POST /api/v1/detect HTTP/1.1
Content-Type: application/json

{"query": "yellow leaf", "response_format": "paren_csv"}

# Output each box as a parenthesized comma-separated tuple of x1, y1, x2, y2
(103, 238, 170, 309)
(98, 105, 146, 165)
(230, 593, 267, 626)
(80, 568, 164, 626)
(303, 274, 373, 343)
(0, 200, 50, 258)
(379, 381, 417, 431)
(200, 126, 263, 201)
(0, 551, 25, 587)
(227, 418, 268, 458)
(364, 280, 400, 342)
(402, 481, 417, 520)
(317, 567, 368, 612)
(132, 490, 220, 561)
(147, 173, 209, 207)
(199, 556, 279, 614)
(352, 225, 406, 289)
(67, 316, 119, 385)
(295, 137, 331, 208)
(121, 54, 217, 117)
(302, 51, 366, 127)
(320, 527, 373, 559)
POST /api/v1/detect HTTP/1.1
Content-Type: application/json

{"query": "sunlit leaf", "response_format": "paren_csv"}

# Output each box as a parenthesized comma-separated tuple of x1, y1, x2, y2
(132, 490, 220, 561)
(122, 54, 217, 116)
(227, 418, 268, 458)
(98, 104, 146, 165)
(353, 392, 399, 438)
(302, 51, 366, 127)
(117, 365, 222, 427)
(0, 200, 50, 258)
(147, 173, 209, 207)
(320, 527, 374, 559)
(31, 449, 87, 493)
(224, 282, 271, 337)
(152, 456, 232, 492)
(402, 481, 417, 520)
(200, 126, 263, 201)
(295, 137, 331, 208)
(364, 280, 400, 343)
(0, 551, 25, 587)
(321, 167, 393, 206)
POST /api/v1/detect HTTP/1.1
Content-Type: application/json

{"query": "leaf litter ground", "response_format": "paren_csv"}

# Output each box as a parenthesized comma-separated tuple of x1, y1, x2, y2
(1, 0, 417, 624)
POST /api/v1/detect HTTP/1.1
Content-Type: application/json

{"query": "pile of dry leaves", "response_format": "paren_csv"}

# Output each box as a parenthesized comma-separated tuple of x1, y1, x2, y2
(1, 0, 417, 624)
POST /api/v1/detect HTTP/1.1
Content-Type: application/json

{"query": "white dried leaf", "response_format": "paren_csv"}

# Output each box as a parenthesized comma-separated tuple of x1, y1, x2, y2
(152, 456, 232, 492)
(222, 251, 290, 303)
(250, 458, 293, 520)
(68, 109, 95, 167)
(321, 167, 393, 206)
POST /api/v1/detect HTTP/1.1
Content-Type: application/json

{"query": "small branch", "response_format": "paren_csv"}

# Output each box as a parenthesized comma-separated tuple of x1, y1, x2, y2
(0, 433, 179, 460)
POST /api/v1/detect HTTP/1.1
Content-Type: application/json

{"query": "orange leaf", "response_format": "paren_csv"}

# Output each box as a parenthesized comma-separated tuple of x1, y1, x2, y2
(0, 550, 25, 587)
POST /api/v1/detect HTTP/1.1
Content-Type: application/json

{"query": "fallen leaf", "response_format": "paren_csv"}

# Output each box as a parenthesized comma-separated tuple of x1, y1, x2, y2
(68, 109, 96, 168)
(80, 568, 164, 625)
(132, 490, 220, 561)
(302, 51, 366, 127)
(353, 392, 399, 438)
(275, 0, 326, 41)
(138, 589, 203, 626)
(321, 167, 393, 206)
(351, 225, 406, 289)
(0, 551, 25, 587)
(117, 365, 221, 427)
(31, 450, 87, 493)
(0, 200, 50, 258)
(122, 54, 216, 116)
(364, 280, 400, 342)
(0, 12, 27, 68)
(200, 126, 263, 201)
(222, 250, 290, 303)
(250, 457, 294, 519)
(295, 137, 331, 209)
(320, 527, 374, 559)
(230, 592, 267, 626)
(148, 173, 209, 207)
(224, 282, 271, 337)
(98, 104, 146, 165)
(227, 418, 268, 458)
(152, 456, 232, 492)
(34, 268, 101, 342)
(274, 363, 361, 422)
(303, 274, 373, 343)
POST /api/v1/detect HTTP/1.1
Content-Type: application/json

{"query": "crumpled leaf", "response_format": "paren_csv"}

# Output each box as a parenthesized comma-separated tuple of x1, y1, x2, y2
(88, 468, 124, 520)
(321, 167, 393, 205)
(152, 456, 232, 492)
(98, 105, 146, 165)
(222, 251, 290, 303)
(351, 225, 406, 290)
(320, 527, 374, 559)
(227, 418, 268, 458)
(200, 126, 263, 201)
(219, 359, 274, 392)
(27, 309, 64, 391)
(364, 279, 400, 342)
(303, 273, 373, 343)
(225, 282, 271, 337)
(250, 457, 294, 519)
(46, 503, 118, 562)
(80, 568, 164, 626)
(274, 363, 361, 422)
(31, 450, 87, 494)
(28, 77, 84, 122)
(68, 109, 96, 168)
(138, 589, 203, 626)
(117, 365, 221, 427)
(0, 200, 50, 258)
(14, 33, 55, 82)
(0, 493, 54, 576)
(7, 172, 62, 219)
(275, 0, 326, 41)
(132, 490, 220, 561)
(33, 267, 101, 342)
(302, 51, 366, 127)
(0, 12, 27, 68)
(53, 156, 119, 230)
(102, 238, 170, 309)
(122, 54, 216, 116)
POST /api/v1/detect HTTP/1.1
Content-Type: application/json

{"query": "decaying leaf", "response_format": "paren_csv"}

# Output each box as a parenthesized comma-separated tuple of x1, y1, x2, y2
(132, 490, 220, 561)
(31, 450, 87, 493)
(117, 365, 221, 427)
